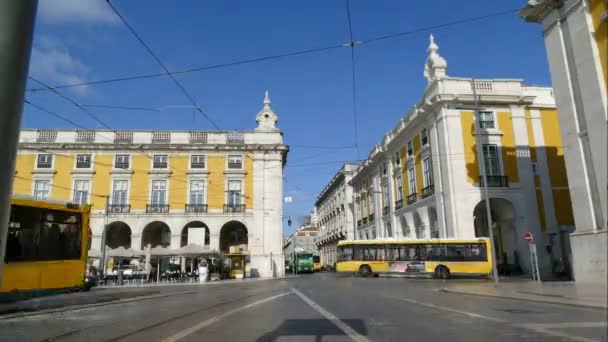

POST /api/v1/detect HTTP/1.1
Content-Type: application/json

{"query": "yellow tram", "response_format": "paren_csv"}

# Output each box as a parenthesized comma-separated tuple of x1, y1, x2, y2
(1, 196, 91, 293)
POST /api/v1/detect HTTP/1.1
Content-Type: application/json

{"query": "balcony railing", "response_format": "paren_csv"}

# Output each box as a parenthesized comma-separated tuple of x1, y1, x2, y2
(108, 204, 131, 213)
(362, 217, 368, 225)
(395, 199, 403, 210)
(407, 193, 417, 205)
(479, 175, 509, 187)
(115, 162, 129, 169)
(185, 204, 208, 213)
(146, 204, 169, 213)
(369, 213, 375, 222)
(36, 130, 57, 143)
(224, 204, 246, 213)
(226, 132, 244, 144)
(114, 131, 133, 144)
(383, 206, 390, 216)
(421, 185, 434, 199)
(76, 161, 91, 168)
(189, 132, 208, 144)
(228, 161, 242, 169)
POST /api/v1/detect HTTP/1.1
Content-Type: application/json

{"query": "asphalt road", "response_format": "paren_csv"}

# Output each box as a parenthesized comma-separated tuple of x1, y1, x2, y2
(0, 273, 606, 342)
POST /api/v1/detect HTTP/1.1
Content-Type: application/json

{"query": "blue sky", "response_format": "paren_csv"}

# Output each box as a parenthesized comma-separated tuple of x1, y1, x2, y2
(24, 0, 551, 235)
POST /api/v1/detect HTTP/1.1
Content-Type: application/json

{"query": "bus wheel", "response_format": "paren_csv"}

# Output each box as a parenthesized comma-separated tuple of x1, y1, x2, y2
(359, 265, 372, 277)
(434, 265, 451, 280)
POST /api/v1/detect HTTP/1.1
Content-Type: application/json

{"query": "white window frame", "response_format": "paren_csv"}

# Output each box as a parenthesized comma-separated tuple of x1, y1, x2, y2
(75, 154, 93, 169)
(226, 178, 244, 206)
(423, 157, 432, 187)
(394, 152, 401, 167)
(190, 154, 206, 169)
(72, 179, 90, 205)
(33, 178, 51, 200)
(114, 154, 131, 169)
(150, 179, 168, 205)
(227, 155, 243, 169)
(395, 173, 403, 201)
(408, 167, 416, 195)
(421, 128, 429, 146)
(188, 178, 206, 205)
(478, 111, 496, 129)
(152, 154, 169, 169)
(482, 144, 501, 176)
(36, 153, 54, 169)
(111, 179, 130, 206)
(407, 141, 413, 157)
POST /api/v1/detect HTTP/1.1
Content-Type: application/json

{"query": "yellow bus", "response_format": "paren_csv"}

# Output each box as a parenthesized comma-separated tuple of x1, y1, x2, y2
(1, 196, 91, 293)
(336, 238, 492, 279)
(313, 255, 322, 272)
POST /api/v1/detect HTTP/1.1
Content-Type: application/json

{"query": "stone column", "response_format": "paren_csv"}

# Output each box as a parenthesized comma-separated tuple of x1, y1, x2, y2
(131, 234, 142, 251)
(385, 158, 399, 238)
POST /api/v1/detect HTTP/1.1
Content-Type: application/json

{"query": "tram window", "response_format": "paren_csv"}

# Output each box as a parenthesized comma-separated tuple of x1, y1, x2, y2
(376, 246, 386, 261)
(5, 205, 82, 262)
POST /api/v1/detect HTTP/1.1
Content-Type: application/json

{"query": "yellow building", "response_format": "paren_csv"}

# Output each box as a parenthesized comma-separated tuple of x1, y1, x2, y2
(520, 0, 607, 283)
(13, 93, 288, 278)
(348, 35, 574, 278)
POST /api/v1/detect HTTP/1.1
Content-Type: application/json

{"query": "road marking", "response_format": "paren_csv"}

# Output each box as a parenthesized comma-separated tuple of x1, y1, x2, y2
(291, 287, 370, 342)
(161, 291, 291, 342)
(398, 297, 599, 342)
(523, 322, 608, 329)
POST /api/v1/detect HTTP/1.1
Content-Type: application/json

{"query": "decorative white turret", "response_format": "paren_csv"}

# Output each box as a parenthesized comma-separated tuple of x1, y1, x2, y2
(255, 90, 279, 132)
(423, 34, 447, 85)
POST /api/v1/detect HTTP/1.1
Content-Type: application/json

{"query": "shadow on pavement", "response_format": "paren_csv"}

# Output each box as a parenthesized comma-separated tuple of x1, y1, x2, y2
(255, 318, 367, 342)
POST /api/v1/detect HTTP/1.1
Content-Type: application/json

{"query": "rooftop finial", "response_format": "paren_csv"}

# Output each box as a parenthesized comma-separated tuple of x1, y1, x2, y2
(428, 33, 438, 53)
(264, 90, 270, 106)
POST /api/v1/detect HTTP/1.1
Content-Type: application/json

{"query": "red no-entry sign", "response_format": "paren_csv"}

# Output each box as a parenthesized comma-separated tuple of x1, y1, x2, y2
(524, 232, 533, 244)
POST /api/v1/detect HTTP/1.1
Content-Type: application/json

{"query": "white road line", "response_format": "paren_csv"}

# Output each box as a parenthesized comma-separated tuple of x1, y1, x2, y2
(398, 297, 599, 342)
(523, 322, 608, 329)
(291, 287, 370, 342)
(161, 291, 291, 342)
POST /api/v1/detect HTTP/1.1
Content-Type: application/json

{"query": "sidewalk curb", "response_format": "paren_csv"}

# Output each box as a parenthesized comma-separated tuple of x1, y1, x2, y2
(439, 288, 608, 310)
(0, 277, 291, 320)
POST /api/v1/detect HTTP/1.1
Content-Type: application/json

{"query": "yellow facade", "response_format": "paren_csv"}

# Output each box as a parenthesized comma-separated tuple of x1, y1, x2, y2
(12, 151, 252, 211)
(497, 111, 519, 183)
(413, 135, 424, 195)
(460, 111, 479, 183)
(589, 0, 607, 89)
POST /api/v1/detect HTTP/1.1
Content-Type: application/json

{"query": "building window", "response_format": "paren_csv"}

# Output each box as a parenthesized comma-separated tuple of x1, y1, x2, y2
(228, 155, 242, 169)
(227, 180, 242, 206)
(382, 179, 389, 208)
(396, 173, 403, 201)
(368, 181, 375, 213)
(408, 167, 416, 194)
(153, 155, 168, 169)
(394, 152, 401, 167)
(361, 190, 368, 217)
(73, 180, 90, 204)
(191, 155, 206, 169)
(76, 154, 91, 168)
(190, 180, 205, 205)
(112, 180, 128, 206)
(33, 180, 50, 200)
(479, 111, 495, 129)
(151, 180, 167, 205)
(423, 157, 432, 187)
(421, 128, 428, 146)
(37, 154, 53, 169)
(407, 141, 413, 156)
(115, 155, 129, 169)
(482, 144, 500, 175)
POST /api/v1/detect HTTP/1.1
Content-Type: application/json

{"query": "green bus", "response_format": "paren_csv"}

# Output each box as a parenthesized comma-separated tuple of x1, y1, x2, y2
(295, 253, 314, 273)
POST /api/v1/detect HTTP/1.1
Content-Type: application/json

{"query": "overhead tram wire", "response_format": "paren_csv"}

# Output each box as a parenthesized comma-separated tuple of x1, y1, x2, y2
(27, 77, 112, 130)
(105, 0, 219, 129)
(25, 8, 519, 93)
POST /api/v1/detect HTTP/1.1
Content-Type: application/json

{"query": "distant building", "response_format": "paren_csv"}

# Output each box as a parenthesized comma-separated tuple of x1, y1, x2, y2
(283, 224, 320, 263)
(313, 163, 358, 266)
(347, 34, 574, 278)
(519, 0, 607, 283)
(12, 92, 288, 278)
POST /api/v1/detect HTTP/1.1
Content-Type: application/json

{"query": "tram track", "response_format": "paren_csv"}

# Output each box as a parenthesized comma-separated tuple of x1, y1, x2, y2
(39, 287, 289, 342)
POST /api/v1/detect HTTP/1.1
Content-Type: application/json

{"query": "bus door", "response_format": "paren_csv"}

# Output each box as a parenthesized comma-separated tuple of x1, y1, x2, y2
(229, 254, 245, 279)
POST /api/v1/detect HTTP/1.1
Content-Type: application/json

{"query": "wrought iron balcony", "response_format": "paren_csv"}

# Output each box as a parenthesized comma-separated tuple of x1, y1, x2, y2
(421, 185, 434, 199)
(479, 175, 509, 187)
(224, 204, 246, 213)
(395, 199, 403, 210)
(185, 204, 208, 213)
(407, 193, 417, 205)
(146, 204, 169, 213)
(369, 213, 375, 222)
(383, 206, 390, 216)
(107, 204, 130, 213)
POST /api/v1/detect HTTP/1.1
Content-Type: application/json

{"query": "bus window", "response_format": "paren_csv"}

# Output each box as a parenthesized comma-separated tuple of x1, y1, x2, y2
(6, 205, 82, 263)
(376, 246, 385, 261)
(445, 245, 466, 261)
(338, 246, 353, 261)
